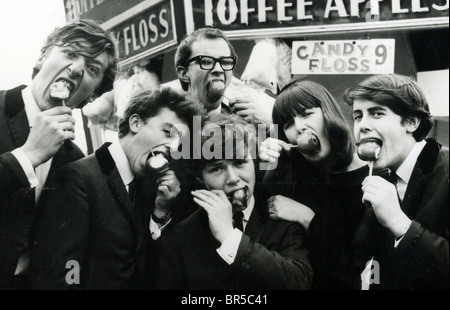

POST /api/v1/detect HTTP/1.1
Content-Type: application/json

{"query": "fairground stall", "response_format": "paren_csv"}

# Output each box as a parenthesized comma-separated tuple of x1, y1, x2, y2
(63, 0, 449, 152)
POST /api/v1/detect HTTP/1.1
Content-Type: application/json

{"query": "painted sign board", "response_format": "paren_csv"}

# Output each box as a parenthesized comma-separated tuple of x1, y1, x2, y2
(292, 39, 395, 75)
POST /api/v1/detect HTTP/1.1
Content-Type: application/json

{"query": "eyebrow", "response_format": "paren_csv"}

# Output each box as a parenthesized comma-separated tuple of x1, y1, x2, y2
(353, 106, 387, 114)
(161, 122, 174, 127)
(206, 160, 225, 168)
(86, 58, 105, 71)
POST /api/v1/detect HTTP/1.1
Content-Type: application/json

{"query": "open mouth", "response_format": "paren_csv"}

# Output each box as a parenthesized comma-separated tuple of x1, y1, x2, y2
(146, 152, 169, 172)
(296, 130, 321, 155)
(49, 79, 75, 101)
(206, 79, 225, 101)
(227, 186, 248, 210)
(357, 137, 383, 146)
(356, 137, 383, 161)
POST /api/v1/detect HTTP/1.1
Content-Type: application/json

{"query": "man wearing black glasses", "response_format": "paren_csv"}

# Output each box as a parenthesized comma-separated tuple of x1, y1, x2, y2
(174, 27, 237, 114)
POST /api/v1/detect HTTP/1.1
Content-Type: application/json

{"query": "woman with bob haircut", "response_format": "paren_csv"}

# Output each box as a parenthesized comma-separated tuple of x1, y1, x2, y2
(260, 80, 375, 290)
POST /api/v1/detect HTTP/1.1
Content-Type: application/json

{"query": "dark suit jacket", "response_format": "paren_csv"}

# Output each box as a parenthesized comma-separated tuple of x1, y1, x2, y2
(30, 142, 159, 290)
(370, 139, 449, 290)
(0, 86, 84, 289)
(153, 190, 313, 290)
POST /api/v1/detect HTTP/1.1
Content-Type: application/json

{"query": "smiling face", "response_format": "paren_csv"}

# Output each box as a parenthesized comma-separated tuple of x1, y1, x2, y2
(201, 158, 255, 212)
(283, 107, 333, 167)
(352, 99, 419, 171)
(127, 107, 188, 176)
(31, 43, 109, 111)
(178, 38, 233, 111)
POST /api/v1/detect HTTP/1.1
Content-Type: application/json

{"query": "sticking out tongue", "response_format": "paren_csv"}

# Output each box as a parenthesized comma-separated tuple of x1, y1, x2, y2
(356, 138, 382, 161)
(49, 81, 70, 103)
(206, 80, 225, 101)
(146, 153, 169, 173)
(297, 131, 321, 155)
(228, 188, 248, 211)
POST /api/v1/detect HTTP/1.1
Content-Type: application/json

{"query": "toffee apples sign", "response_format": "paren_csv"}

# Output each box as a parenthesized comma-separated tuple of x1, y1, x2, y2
(184, 0, 449, 38)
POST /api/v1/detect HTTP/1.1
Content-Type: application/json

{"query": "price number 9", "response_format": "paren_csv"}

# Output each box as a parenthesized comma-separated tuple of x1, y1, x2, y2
(375, 44, 387, 65)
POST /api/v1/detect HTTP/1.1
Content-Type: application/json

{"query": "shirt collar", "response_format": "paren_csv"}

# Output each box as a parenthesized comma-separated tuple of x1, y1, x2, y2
(395, 140, 427, 185)
(242, 195, 255, 222)
(208, 104, 223, 116)
(21, 86, 41, 127)
(108, 141, 135, 186)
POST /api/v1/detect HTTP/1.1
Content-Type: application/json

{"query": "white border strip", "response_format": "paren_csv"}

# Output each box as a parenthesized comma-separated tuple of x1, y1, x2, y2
(223, 17, 449, 39)
(170, 0, 177, 42)
(102, 0, 165, 29)
(184, 0, 195, 34)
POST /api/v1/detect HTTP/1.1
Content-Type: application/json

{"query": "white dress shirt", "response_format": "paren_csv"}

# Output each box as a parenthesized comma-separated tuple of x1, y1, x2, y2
(392, 140, 426, 248)
(394, 140, 427, 203)
(108, 141, 169, 240)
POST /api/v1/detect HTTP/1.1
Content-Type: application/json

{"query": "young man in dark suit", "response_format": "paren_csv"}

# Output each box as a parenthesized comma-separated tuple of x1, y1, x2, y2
(0, 19, 118, 289)
(153, 114, 312, 290)
(345, 73, 449, 290)
(30, 88, 203, 289)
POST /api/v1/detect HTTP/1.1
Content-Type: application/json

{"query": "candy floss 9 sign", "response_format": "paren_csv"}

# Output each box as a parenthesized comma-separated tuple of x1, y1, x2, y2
(292, 39, 395, 75)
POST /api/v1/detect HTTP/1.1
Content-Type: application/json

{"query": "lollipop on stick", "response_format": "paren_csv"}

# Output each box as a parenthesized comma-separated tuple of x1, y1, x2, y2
(49, 81, 70, 106)
(49, 81, 72, 149)
(356, 138, 382, 176)
(228, 187, 248, 211)
(296, 130, 321, 155)
(147, 151, 170, 174)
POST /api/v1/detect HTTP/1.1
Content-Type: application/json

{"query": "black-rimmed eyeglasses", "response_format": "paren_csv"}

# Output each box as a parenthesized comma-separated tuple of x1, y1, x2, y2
(187, 55, 236, 71)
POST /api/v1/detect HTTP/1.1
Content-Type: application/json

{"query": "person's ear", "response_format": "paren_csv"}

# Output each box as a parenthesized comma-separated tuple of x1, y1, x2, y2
(129, 114, 142, 134)
(405, 116, 421, 134)
(34, 52, 48, 71)
(176, 66, 190, 84)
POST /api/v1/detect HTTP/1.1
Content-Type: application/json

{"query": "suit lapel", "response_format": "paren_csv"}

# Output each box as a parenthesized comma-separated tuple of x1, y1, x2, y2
(401, 139, 440, 219)
(245, 198, 266, 243)
(5, 85, 29, 148)
(96, 143, 136, 232)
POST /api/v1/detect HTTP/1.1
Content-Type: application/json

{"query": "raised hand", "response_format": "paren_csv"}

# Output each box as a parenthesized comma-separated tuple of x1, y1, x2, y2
(191, 189, 234, 243)
(20, 106, 75, 168)
(154, 169, 181, 217)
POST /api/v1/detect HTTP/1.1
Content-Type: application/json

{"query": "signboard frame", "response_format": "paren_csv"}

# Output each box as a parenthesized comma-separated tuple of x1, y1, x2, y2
(184, 0, 449, 39)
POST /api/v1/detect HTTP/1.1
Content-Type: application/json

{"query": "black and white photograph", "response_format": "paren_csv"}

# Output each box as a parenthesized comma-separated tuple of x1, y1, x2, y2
(1, 0, 448, 297)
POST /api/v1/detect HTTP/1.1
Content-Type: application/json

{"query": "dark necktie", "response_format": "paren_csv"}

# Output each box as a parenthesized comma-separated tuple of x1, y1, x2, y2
(233, 211, 244, 231)
(388, 171, 398, 185)
(128, 177, 137, 204)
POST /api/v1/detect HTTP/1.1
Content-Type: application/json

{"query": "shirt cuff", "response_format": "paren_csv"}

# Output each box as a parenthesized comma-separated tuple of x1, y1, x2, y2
(216, 228, 243, 265)
(11, 148, 38, 188)
(394, 222, 412, 248)
(149, 216, 172, 240)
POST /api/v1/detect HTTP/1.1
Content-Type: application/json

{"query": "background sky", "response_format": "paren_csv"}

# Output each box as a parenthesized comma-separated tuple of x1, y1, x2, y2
(0, 0, 66, 88)
(0, 0, 89, 153)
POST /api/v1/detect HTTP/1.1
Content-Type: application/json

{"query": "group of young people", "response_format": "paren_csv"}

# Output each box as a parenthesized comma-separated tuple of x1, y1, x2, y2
(1, 19, 447, 290)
